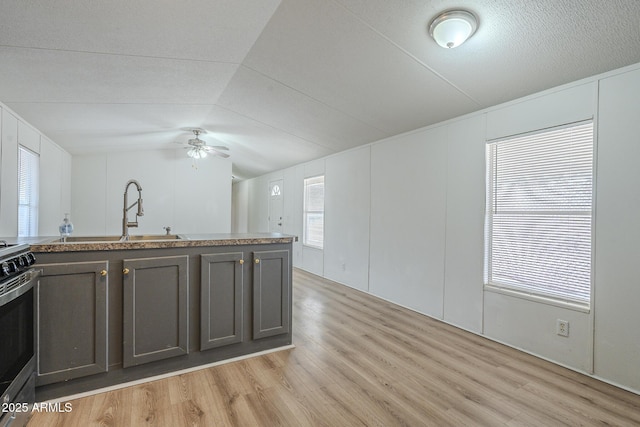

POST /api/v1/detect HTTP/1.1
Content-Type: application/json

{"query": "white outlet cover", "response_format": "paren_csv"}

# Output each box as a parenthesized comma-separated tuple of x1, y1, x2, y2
(556, 319, 570, 337)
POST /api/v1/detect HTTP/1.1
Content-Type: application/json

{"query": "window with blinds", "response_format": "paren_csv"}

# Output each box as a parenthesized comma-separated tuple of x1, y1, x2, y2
(485, 120, 594, 307)
(18, 146, 39, 237)
(303, 175, 325, 249)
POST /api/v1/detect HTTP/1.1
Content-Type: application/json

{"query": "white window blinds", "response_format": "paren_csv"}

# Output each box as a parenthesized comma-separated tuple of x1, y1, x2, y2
(485, 121, 594, 306)
(18, 146, 39, 237)
(303, 176, 325, 249)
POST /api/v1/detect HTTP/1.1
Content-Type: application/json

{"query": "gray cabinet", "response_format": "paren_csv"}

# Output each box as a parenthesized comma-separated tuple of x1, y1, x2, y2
(36, 261, 108, 386)
(122, 255, 189, 368)
(32, 240, 293, 400)
(200, 252, 244, 351)
(252, 249, 291, 339)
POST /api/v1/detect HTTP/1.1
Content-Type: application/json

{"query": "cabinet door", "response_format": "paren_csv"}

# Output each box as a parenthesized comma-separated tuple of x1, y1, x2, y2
(36, 261, 108, 386)
(200, 252, 243, 351)
(122, 255, 188, 368)
(252, 250, 290, 339)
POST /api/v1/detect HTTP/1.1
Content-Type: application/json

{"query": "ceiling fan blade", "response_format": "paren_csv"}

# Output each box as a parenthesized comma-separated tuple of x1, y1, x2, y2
(214, 151, 230, 158)
(202, 145, 229, 152)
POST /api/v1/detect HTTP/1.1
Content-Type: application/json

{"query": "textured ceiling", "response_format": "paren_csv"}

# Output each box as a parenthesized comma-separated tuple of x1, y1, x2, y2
(1, 0, 639, 180)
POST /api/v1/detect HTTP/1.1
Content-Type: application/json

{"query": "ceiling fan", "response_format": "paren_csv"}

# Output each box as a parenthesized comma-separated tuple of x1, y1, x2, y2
(179, 128, 230, 159)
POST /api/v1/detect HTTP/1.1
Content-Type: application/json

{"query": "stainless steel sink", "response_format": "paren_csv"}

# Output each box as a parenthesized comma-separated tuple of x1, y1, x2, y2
(123, 234, 183, 241)
(54, 235, 123, 243)
(51, 234, 184, 243)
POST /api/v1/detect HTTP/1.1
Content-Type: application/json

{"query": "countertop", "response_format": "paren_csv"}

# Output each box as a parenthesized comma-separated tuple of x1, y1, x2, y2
(17, 233, 295, 253)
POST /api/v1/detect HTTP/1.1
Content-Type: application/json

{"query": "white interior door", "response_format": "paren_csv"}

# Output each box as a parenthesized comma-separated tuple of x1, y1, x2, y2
(269, 179, 284, 233)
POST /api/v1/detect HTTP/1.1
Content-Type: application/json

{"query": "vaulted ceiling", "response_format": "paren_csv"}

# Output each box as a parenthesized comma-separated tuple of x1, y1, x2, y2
(1, 0, 639, 180)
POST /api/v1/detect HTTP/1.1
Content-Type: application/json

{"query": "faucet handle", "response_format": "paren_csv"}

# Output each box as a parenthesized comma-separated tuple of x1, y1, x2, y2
(163, 226, 172, 235)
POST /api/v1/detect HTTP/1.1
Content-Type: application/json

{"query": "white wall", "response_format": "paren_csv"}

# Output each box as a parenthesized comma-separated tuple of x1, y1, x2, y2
(593, 66, 640, 389)
(39, 136, 72, 235)
(442, 115, 486, 333)
(71, 150, 231, 236)
(246, 174, 269, 233)
(370, 125, 447, 317)
(237, 61, 640, 394)
(0, 104, 71, 237)
(231, 179, 249, 233)
(0, 108, 19, 237)
(324, 146, 370, 291)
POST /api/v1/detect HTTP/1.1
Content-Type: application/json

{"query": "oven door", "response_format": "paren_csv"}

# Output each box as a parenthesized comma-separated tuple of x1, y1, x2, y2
(0, 272, 36, 415)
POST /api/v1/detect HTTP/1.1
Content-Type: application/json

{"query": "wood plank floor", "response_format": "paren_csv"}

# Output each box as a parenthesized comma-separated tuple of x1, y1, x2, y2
(28, 268, 640, 426)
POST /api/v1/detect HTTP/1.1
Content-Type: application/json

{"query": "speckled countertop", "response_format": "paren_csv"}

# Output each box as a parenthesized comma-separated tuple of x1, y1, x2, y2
(25, 233, 295, 253)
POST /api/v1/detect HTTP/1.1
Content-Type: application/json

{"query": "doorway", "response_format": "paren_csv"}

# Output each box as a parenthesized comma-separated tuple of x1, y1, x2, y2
(269, 179, 283, 233)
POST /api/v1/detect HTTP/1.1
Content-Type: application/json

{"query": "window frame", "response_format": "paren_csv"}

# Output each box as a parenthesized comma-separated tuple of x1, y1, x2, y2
(484, 120, 595, 311)
(303, 175, 325, 250)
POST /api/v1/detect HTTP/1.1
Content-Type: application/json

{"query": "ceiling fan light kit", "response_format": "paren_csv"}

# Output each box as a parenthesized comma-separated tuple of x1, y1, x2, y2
(429, 9, 478, 49)
(181, 128, 230, 160)
(187, 146, 208, 159)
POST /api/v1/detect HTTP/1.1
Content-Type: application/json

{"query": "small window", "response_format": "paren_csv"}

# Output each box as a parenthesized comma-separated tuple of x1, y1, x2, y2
(485, 121, 594, 307)
(303, 175, 324, 249)
(18, 146, 39, 237)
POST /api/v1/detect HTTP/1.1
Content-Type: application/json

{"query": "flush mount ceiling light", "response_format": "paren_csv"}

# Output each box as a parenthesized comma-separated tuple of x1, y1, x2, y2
(429, 10, 478, 49)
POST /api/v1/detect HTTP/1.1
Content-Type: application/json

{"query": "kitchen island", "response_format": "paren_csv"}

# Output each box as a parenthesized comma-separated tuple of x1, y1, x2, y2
(30, 233, 293, 400)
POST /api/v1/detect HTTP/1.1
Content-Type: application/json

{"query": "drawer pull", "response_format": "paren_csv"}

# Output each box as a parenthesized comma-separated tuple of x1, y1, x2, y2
(123, 268, 130, 275)
(100, 270, 107, 277)
(239, 259, 244, 265)
(255, 259, 260, 264)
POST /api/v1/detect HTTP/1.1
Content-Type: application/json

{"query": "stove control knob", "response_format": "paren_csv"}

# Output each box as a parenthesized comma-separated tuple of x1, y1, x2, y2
(18, 256, 28, 268)
(0, 262, 9, 276)
(5, 261, 17, 273)
(27, 253, 36, 265)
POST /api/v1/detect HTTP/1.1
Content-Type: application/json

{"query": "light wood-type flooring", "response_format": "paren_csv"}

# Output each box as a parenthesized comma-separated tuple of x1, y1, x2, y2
(28, 268, 640, 426)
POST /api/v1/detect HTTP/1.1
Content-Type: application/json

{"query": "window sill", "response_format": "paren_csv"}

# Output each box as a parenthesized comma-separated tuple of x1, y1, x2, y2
(302, 244, 323, 251)
(484, 284, 590, 314)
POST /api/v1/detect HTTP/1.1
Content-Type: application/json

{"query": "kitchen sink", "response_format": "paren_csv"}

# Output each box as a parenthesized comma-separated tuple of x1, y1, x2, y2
(50, 234, 185, 243)
(53, 235, 123, 243)
(123, 234, 184, 241)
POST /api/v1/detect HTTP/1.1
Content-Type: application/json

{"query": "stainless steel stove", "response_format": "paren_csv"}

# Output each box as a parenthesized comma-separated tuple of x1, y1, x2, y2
(0, 241, 38, 427)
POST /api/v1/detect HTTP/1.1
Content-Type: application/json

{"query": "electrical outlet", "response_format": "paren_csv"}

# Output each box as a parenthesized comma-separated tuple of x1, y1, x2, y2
(556, 319, 569, 337)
